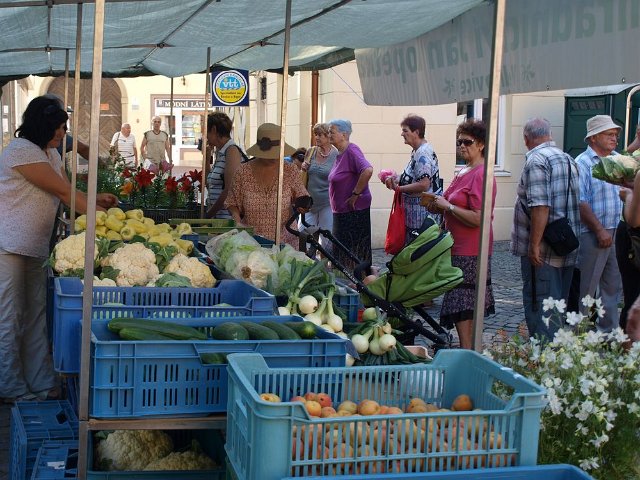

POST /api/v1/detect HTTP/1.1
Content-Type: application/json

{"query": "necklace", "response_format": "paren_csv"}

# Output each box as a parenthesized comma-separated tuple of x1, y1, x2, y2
(318, 146, 331, 158)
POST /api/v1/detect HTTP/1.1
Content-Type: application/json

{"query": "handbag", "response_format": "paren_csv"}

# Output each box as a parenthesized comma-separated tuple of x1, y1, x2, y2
(521, 156, 579, 257)
(300, 146, 316, 188)
(384, 190, 406, 255)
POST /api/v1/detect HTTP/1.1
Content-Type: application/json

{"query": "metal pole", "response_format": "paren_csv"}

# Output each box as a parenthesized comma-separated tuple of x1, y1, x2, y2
(624, 85, 640, 150)
(200, 48, 211, 219)
(78, 0, 105, 477)
(69, 3, 82, 234)
(275, 0, 292, 245)
(472, 0, 505, 352)
(62, 49, 69, 159)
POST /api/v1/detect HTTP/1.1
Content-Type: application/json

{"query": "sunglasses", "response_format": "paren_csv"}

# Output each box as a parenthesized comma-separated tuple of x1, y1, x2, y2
(456, 138, 475, 147)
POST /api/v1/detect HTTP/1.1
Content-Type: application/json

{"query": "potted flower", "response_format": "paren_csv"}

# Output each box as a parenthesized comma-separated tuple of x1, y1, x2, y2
(486, 297, 640, 479)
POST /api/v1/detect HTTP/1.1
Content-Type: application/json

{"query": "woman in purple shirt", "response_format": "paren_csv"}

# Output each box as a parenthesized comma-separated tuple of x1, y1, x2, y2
(328, 119, 374, 273)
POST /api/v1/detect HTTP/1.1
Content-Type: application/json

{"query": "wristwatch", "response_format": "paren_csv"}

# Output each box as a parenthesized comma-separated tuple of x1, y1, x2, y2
(352, 191, 361, 196)
(448, 204, 455, 212)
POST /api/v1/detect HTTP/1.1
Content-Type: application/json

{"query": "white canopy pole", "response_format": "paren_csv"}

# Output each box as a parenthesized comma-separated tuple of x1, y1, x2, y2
(69, 4, 82, 233)
(200, 48, 211, 219)
(78, 0, 105, 476)
(62, 49, 69, 159)
(275, 0, 292, 245)
(170, 76, 174, 163)
(472, 0, 505, 352)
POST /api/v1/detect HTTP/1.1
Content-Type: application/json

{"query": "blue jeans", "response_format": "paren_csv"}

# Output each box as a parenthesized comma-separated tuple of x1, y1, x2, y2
(520, 257, 574, 341)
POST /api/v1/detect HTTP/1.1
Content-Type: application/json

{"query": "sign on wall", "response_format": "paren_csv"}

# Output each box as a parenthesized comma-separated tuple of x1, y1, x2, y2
(211, 69, 249, 107)
(355, 0, 640, 106)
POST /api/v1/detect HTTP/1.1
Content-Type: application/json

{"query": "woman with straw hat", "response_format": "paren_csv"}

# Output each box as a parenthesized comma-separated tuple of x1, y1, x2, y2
(226, 123, 308, 245)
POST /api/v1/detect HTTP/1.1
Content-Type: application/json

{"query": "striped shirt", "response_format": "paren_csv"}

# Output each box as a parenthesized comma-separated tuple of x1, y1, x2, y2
(110, 132, 136, 165)
(575, 146, 622, 234)
(206, 139, 238, 219)
(510, 141, 580, 267)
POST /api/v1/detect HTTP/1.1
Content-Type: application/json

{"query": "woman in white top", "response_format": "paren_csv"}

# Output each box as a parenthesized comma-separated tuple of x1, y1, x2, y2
(0, 95, 117, 402)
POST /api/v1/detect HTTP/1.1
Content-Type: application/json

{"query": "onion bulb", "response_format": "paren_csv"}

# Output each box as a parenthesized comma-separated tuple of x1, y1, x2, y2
(304, 313, 323, 326)
(326, 314, 343, 333)
(298, 295, 319, 314)
(378, 333, 397, 352)
(350, 334, 370, 354)
(345, 353, 356, 367)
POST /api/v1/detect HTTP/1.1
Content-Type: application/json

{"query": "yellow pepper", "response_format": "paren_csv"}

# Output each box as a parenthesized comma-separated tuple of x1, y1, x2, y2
(119, 225, 135, 241)
(143, 217, 155, 228)
(74, 214, 87, 232)
(125, 219, 148, 234)
(107, 207, 126, 221)
(148, 232, 174, 247)
(95, 225, 108, 237)
(175, 238, 194, 255)
(95, 211, 107, 226)
(105, 215, 124, 233)
(106, 230, 122, 241)
(125, 209, 144, 221)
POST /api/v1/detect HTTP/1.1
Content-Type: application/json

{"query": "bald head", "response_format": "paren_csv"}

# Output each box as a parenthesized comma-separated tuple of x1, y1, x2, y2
(121, 123, 131, 135)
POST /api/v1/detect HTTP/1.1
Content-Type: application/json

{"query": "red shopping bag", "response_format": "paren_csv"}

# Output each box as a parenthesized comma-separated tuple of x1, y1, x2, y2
(384, 190, 406, 255)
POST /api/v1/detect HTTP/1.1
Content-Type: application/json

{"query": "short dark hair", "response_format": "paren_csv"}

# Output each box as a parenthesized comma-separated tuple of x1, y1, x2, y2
(401, 115, 426, 138)
(15, 96, 68, 149)
(457, 118, 486, 145)
(207, 112, 233, 138)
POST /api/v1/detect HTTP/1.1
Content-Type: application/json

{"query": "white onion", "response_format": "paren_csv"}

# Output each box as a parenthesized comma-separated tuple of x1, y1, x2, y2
(298, 295, 319, 314)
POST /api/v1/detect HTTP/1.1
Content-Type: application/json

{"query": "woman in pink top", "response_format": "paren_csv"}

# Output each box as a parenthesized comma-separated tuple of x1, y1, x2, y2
(427, 119, 496, 349)
(328, 119, 373, 273)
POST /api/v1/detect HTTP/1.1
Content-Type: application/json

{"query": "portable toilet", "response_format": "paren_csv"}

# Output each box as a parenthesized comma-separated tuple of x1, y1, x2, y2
(564, 83, 640, 158)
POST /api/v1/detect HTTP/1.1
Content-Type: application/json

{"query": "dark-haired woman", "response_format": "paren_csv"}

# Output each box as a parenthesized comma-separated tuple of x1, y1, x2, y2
(205, 112, 244, 219)
(0, 95, 117, 402)
(385, 115, 441, 243)
(427, 118, 496, 349)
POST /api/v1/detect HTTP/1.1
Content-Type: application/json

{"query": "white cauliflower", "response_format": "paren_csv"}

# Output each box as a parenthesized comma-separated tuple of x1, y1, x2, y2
(51, 232, 101, 275)
(81, 276, 117, 287)
(101, 242, 159, 286)
(164, 254, 216, 288)
(143, 450, 217, 471)
(95, 430, 173, 471)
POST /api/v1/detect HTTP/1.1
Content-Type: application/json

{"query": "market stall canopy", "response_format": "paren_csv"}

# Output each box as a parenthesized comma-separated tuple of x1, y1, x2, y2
(0, 0, 484, 82)
(355, 0, 640, 105)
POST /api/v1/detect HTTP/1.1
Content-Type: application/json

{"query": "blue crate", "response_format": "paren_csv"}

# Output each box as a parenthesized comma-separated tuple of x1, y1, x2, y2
(46, 267, 55, 344)
(90, 315, 348, 418)
(86, 429, 226, 479)
(225, 350, 547, 480)
(334, 280, 361, 322)
(9, 400, 78, 480)
(52, 277, 277, 374)
(31, 440, 78, 479)
(281, 464, 593, 479)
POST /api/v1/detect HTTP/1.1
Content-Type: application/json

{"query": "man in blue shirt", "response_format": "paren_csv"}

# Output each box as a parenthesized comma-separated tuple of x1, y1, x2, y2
(575, 115, 623, 332)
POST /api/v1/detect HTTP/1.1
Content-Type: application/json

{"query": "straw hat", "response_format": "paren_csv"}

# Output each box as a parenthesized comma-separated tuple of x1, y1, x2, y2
(246, 123, 295, 159)
(584, 115, 621, 141)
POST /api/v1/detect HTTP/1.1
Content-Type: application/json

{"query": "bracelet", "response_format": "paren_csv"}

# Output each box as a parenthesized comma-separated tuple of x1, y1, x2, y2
(352, 191, 361, 196)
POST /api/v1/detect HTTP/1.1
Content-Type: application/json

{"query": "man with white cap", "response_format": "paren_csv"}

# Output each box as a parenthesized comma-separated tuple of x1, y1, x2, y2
(575, 115, 623, 331)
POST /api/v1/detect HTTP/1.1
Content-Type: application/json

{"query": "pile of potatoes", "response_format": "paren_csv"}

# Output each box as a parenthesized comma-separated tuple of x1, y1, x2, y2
(288, 394, 515, 476)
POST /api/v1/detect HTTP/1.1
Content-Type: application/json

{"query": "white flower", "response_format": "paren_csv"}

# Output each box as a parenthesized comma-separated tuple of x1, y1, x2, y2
(579, 457, 600, 471)
(608, 328, 628, 344)
(565, 311, 583, 326)
(580, 351, 597, 367)
(596, 305, 606, 318)
(581, 295, 596, 308)
(560, 354, 574, 370)
(542, 297, 556, 312)
(555, 299, 567, 313)
(542, 314, 550, 328)
(594, 298, 603, 309)
(628, 403, 640, 414)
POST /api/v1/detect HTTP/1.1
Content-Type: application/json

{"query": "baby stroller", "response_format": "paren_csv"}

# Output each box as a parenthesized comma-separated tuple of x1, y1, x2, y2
(286, 197, 463, 351)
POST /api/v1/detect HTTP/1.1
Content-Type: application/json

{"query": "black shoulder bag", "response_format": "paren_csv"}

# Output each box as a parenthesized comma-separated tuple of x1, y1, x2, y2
(521, 157, 579, 256)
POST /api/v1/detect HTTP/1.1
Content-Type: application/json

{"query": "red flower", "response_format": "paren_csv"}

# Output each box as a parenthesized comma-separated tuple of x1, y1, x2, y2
(178, 177, 193, 193)
(165, 176, 178, 193)
(135, 168, 155, 188)
(188, 169, 202, 183)
(121, 168, 133, 178)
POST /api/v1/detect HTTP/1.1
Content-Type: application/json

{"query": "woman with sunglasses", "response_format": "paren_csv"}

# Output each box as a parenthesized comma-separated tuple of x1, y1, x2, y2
(427, 118, 496, 349)
(0, 95, 118, 403)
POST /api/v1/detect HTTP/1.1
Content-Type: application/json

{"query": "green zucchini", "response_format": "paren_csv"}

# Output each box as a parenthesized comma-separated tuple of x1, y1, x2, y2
(211, 322, 250, 340)
(118, 327, 174, 341)
(107, 318, 207, 340)
(283, 321, 317, 339)
(200, 352, 228, 365)
(260, 321, 301, 340)
(238, 321, 280, 340)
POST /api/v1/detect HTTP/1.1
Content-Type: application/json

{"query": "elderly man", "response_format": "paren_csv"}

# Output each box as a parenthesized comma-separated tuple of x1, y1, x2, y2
(576, 115, 623, 332)
(511, 118, 580, 339)
(110, 123, 137, 167)
(140, 116, 171, 168)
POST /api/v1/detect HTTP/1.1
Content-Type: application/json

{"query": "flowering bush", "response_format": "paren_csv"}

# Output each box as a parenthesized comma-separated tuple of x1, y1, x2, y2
(119, 162, 202, 210)
(486, 297, 640, 479)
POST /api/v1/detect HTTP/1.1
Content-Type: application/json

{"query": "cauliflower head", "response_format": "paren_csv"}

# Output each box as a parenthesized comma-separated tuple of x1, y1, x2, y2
(240, 249, 278, 290)
(101, 242, 159, 286)
(143, 450, 217, 471)
(95, 429, 173, 471)
(164, 254, 216, 288)
(52, 232, 101, 275)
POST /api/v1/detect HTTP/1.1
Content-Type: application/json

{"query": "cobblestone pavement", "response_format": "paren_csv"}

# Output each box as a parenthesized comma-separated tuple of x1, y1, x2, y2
(0, 241, 525, 479)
